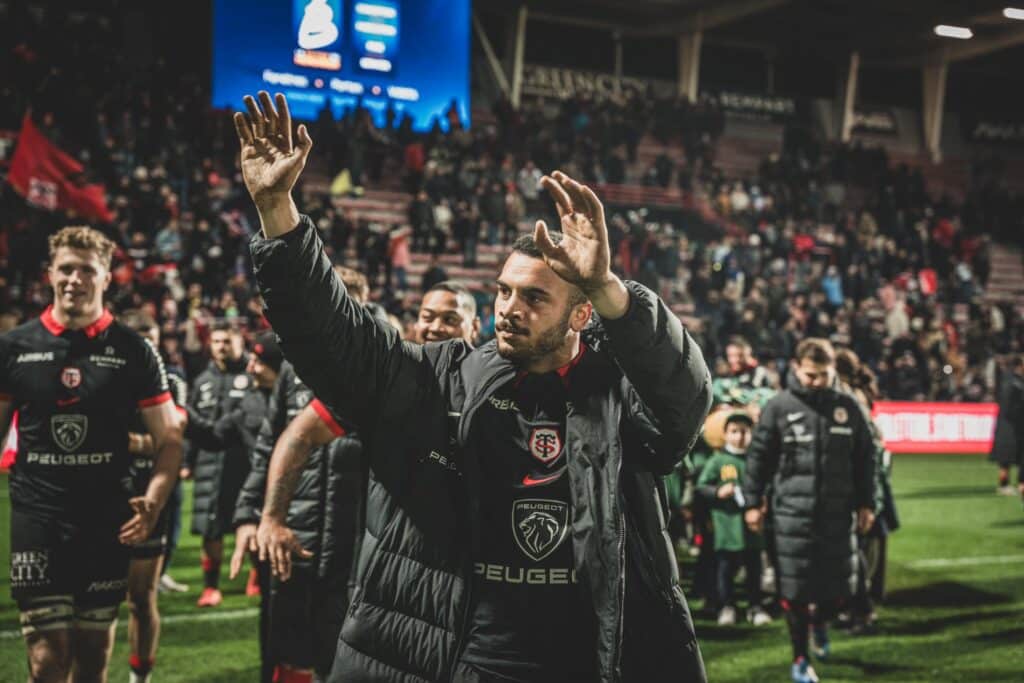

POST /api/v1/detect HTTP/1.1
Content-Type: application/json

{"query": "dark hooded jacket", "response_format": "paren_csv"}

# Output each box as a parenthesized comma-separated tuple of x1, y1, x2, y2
(233, 360, 365, 583)
(185, 356, 262, 538)
(989, 368, 1024, 477)
(742, 377, 875, 603)
(250, 216, 712, 682)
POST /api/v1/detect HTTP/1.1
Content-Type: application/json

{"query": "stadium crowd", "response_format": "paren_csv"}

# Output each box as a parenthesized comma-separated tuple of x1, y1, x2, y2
(3, 69, 1021, 401)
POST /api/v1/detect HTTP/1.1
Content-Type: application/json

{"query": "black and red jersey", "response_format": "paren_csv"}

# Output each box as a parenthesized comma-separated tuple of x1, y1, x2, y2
(460, 345, 597, 682)
(0, 306, 170, 519)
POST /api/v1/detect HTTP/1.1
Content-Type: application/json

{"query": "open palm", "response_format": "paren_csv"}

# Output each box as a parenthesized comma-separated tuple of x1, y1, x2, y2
(534, 171, 611, 293)
(233, 91, 312, 206)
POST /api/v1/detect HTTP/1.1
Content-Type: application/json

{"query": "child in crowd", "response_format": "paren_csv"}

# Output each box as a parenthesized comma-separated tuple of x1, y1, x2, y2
(698, 410, 772, 626)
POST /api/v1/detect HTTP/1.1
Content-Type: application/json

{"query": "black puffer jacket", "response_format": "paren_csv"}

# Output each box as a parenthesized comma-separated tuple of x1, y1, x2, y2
(233, 361, 365, 581)
(989, 369, 1024, 476)
(251, 218, 712, 683)
(186, 357, 263, 538)
(742, 382, 875, 603)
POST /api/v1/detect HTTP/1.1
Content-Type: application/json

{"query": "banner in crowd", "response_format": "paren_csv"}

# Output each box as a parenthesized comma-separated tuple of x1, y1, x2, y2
(717, 90, 797, 123)
(521, 64, 674, 100)
(961, 115, 1024, 145)
(851, 108, 898, 135)
(872, 401, 998, 454)
(7, 113, 114, 223)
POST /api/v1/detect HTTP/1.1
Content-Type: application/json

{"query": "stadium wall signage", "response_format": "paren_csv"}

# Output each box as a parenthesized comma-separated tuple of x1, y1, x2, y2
(963, 117, 1024, 144)
(521, 64, 674, 100)
(872, 401, 998, 454)
(852, 108, 898, 135)
(717, 91, 797, 122)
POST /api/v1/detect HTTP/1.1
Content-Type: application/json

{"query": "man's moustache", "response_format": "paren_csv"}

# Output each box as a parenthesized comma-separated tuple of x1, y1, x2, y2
(496, 321, 526, 334)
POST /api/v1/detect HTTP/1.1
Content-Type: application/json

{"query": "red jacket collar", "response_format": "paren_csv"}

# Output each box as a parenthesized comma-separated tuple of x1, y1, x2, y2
(41, 306, 114, 338)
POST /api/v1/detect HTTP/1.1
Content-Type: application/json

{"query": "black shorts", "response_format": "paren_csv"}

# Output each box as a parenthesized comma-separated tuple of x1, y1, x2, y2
(268, 565, 348, 675)
(11, 506, 131, 609)
(128, 506, 170, 560)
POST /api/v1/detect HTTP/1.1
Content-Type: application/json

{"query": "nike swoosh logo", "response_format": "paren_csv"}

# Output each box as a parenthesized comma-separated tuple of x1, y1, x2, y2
(522, 471, 564, 487)
(786, 412, 803, 422)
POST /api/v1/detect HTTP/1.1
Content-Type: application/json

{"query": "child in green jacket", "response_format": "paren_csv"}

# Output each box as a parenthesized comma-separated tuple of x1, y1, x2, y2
(698, 410, 772, 626)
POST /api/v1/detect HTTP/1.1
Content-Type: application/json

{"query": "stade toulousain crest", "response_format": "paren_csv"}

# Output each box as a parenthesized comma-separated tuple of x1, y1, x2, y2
(61, 367, 82, 389)
(51, 415, 88, 452)
(528, 426, 563, 465)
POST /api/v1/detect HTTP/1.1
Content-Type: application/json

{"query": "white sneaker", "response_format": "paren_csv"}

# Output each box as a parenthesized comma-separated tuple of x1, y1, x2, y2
(129, 671, 152, 683)
(996, 485, 1016, 496)
(717, 606, 737, 626)
(159, 574, 189, 593)
(748, 606, 773, 626)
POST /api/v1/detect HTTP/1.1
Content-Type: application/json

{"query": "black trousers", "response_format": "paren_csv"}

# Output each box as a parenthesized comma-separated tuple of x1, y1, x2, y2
(715, 547, 762, 608)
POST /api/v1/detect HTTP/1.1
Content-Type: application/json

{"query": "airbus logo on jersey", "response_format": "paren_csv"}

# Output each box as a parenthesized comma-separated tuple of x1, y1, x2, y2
(528, 426, 562, 465)
(51, 414, 88, 452)
(512, 499, 569, 562)
(16, 351, 54, 363)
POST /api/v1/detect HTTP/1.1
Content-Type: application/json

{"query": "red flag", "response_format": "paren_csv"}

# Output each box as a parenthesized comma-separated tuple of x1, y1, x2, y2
(7, 113, 114, 223)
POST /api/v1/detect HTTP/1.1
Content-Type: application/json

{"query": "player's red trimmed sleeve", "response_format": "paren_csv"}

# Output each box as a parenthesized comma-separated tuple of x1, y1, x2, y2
(138, 391, 173, 408)
(131, 335, 171, 407)
(310, 398, 347, 437)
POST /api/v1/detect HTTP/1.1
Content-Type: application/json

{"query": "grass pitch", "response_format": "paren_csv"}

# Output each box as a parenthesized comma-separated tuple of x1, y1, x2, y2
(1, 454, 1022, 681)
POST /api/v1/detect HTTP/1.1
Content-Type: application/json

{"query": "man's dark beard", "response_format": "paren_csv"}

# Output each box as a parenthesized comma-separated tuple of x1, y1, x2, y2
(496, 305, 573, 366)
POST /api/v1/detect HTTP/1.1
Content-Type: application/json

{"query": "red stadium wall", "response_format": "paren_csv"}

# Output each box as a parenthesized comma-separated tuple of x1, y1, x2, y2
(872, 401, 998, 454)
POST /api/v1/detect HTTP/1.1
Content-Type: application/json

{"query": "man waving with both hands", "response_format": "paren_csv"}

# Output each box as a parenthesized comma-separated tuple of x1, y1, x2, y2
(234, 91, 712, 682)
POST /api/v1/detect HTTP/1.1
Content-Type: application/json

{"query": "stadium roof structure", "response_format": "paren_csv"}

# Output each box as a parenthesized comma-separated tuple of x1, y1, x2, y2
(476, 0, 1024, 161)
(480, 0, 1024, 67)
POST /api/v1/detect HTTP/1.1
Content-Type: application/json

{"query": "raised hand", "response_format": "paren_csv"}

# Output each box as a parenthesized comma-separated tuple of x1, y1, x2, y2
(233, 91, 312, 210)
(535, 171, 629, 319)
(534, 171, 611, 294)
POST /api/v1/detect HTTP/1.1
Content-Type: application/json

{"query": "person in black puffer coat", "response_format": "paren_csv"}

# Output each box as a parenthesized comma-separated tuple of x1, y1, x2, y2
(990, 355, 1024, 496)
(237, 101, 710, 682)
(742, 338, 875, 683)
(184, 321, 262, 606)
(232, 316, 371, 682)
(237, 279, 480, 683)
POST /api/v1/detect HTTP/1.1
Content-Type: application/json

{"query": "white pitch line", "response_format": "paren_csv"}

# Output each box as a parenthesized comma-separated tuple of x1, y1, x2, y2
(0, 606, 258, 640)
(907, 554, 1024, 569)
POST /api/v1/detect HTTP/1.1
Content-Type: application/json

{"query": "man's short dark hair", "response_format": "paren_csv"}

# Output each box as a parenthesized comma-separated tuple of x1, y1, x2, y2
(210, 320, 237, 335)
(427, 280, 477, 320)
(795, 338, 835, 365)
(510, 232, 588, 307)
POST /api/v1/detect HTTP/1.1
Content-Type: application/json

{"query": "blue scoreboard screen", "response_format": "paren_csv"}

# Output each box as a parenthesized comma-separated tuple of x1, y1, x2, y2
(212, 0, 470, 130)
